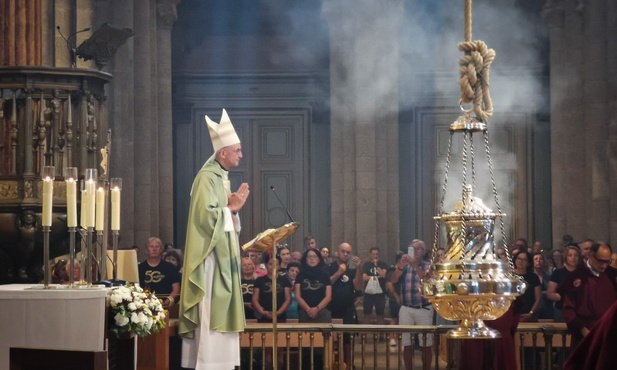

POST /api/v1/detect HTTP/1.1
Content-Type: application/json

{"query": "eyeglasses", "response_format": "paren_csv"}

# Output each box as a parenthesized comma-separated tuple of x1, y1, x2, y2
(340, 250, 352, 255)
(592, 254, 611, 264)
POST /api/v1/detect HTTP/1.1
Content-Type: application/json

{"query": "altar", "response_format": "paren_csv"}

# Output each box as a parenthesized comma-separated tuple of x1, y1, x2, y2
(0, 284, 107, 370)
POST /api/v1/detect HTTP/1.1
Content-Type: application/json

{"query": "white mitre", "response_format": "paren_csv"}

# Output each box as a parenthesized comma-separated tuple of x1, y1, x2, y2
(205, 108, 240, 152)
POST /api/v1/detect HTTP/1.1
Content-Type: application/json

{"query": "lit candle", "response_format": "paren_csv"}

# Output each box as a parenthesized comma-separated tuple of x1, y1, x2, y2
(85, 179, 96, 227)
(41, 166, 55, 227)
(84, 169, 97, 228)
(95, 185, 105, 231)
(64, 167, 78, 228)
(110, 178, 122, 231)
(80, 182, 87, 228)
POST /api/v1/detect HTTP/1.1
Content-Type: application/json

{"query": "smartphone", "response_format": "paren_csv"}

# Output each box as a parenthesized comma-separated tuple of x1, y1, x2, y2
(407, 246, 415, 260)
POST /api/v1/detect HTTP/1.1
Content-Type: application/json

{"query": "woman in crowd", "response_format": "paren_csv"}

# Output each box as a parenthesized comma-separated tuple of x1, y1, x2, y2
(285, 261, 301, 320)
(551, 248, 564, 271)
(533, 252, 553, 319)
(320, 247, 331, 264)
(252, 253, 291, 322)
(514, 251, 541, 322)
(546, 244, 580, 322)
(241, 257, 257, 320)
(276, 245, 291, 273)
(252, 253, 291, 369)
(51, 259, 81, 284)
(295, 248, 332, 323)
(164, 249, 184, 273)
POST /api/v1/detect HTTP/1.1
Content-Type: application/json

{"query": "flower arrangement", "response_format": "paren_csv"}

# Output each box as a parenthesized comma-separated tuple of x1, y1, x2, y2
(108, 283, 167, 338)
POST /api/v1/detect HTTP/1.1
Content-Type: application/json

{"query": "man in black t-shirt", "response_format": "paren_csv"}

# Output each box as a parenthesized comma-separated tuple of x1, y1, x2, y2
(138, 237, 180, 308)
(328, 242, 362, 367)
(361, 247, 388, 325)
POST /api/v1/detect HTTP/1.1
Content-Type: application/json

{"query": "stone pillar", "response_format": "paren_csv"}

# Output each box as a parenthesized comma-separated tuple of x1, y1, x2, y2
(156, 0, 180, 244)
(324, 0, 401, 257)
(98, 0, 178, 248)
(75, 0, 95, 69)
(0, 0, 42, 66)
(584, 0, 609, 240)
(608, 0, 617, 243)
(106, 0, 137, 247)
(545, 0, 617, 242)
(544, 0, 585, 242)
(53, 0, 71, 67)
(132, 0, 154, 247)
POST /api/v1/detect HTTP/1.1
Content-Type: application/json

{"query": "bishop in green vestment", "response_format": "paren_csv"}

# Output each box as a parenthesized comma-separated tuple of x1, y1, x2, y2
(179, 109, 250, 370)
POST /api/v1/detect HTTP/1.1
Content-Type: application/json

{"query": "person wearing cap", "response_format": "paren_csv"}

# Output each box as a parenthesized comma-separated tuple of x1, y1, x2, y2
(179, 109, 250, 370)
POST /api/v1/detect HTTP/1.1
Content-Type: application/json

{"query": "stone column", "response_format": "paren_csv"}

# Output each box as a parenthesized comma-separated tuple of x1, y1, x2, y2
(156, 0, 180, 244)
(545, 0, 617, 242)
(106, 0, 137, 247)
(323, 0, 401, 257)
(53, 0, 71, 67)
(608, 0, 617, 243)
(132, 0, 154, 247)
(583, 0, 610, 240)
(544, 0, 586, 242)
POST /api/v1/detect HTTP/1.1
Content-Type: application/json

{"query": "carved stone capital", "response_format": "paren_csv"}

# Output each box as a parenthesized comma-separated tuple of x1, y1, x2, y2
(157, 0, 180, 29)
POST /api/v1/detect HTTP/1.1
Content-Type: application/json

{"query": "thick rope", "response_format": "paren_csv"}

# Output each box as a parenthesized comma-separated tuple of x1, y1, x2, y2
(458, 40, 495, 121)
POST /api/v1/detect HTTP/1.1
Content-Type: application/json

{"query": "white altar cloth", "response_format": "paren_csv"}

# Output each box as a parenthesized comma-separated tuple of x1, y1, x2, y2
(0, 284, 107, 369)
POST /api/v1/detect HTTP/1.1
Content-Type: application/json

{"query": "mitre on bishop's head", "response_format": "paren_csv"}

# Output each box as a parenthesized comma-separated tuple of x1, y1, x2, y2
(205, 109, 240, 152)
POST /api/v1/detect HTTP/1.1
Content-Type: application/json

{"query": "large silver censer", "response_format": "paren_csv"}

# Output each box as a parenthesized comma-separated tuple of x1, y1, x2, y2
(423, 184, 526, 338)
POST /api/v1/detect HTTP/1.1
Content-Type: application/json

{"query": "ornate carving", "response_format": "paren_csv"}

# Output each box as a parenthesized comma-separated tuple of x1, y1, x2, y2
(157, 0, 180, 29)
(0, 181, 20, 199)
(24, 180, 34, 198)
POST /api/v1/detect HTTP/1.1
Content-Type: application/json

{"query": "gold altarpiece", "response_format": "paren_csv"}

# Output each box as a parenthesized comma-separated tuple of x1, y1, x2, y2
(0, 66, 111, 282)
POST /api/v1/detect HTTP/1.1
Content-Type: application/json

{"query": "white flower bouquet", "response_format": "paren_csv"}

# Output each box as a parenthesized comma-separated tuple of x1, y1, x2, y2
(108, 283, 167, 338)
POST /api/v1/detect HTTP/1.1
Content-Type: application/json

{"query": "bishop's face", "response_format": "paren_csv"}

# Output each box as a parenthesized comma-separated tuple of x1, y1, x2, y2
(219, 143, 243, 169)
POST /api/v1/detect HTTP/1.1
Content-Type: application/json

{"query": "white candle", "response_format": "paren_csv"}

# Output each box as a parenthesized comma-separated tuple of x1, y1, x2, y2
(67, 93, 72, 123)
(111, 187, 121, 231)
(95, 186, 105, 231)
(66, 179, 77, 227)
(80, 188, 87, 227)
(40, 92, 45, 121)
(42, 177, 53, 227)
(85, 180, 96, 228)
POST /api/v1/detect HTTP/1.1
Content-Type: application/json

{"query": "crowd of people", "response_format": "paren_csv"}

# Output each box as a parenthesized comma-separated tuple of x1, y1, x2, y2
(130, 231, 617, 370)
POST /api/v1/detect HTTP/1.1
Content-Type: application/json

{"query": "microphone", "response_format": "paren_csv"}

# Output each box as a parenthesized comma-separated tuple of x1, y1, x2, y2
(57, 26, 92, 67)
(270, 186, 295, 223)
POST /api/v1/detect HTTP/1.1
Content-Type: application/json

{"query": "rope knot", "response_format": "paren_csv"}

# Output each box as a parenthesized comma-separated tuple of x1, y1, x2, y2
(458, 40, 495, 121)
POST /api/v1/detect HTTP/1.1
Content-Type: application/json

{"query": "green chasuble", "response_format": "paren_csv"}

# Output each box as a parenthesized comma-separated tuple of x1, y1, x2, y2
(179, 159, 245, 337)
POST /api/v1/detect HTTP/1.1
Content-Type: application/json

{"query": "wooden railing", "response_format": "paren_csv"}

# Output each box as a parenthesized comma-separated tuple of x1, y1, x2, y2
(237, 322, 571, 370)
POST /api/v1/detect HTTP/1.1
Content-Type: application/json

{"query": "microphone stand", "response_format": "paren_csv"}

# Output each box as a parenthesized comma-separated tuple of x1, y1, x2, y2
(270, 186, 295, 223)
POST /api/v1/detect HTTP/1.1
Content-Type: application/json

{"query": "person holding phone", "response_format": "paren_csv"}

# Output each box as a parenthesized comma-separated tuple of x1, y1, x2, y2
(390, 239, 433, 370)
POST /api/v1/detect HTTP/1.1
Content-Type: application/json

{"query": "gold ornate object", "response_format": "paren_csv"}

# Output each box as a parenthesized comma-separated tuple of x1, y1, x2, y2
(241, 221, 299, 370)
(424, 122, 526, 339)
(450, 115, 486, 133)
(242, 222, 299, 252)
